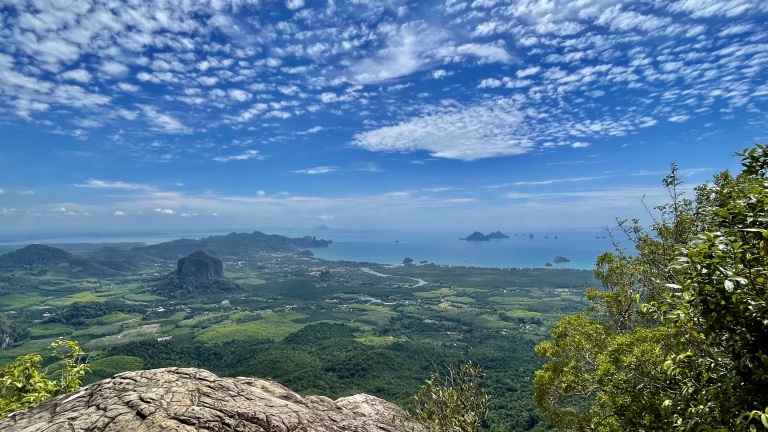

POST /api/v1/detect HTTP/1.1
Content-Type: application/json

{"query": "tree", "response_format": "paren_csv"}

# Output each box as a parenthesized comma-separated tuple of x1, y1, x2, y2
(658, 144, 768, 430)
(534, 145, 768, 431)
(410, 361, 489, 432)
(534, 164, 695, 431)
(0, 340, 89, 418)
(403, 257, 414, 265)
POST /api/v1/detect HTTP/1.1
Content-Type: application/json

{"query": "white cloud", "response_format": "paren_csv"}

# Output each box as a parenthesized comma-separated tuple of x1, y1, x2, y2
(113, 210, 126, 216)
(352, 97, 532, 161)
(349, 23, 449, 84)
(228, 89, 252, 101)
(61, 69, 92, 82)
(668, 0, 765, 18)
(74, 179, 155, 190)
(668, 114, 691, 122)
(101, 61, 129, 77)
(431, 69, 449, 79)
(213, 150, 265, 162)
(117, 82, 140, 92)
(285, 0, 305, 10)
(513, 176, 608, 186)
(154, 208, 176, 215)
(138, 104, 191, 134)
(0, 188, 34, 196)
(292, 166, 339, 174)
(516, 66, 541, 78)
(454, 42, 513, 63)
(478, 78, 503, 88)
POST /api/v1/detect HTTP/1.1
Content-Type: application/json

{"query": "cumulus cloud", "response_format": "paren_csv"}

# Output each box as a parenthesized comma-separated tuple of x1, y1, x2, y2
(352, 98, 532, 161)
(228, 89, 252, 102)
(285, 0, 305, 10)
(61, 69, 92, 82)
(154, 208, 176, 215)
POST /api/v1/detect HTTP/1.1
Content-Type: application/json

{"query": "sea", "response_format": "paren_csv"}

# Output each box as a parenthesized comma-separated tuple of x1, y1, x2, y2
(0, 227, 622, 270)
(299, 228, 617, 270)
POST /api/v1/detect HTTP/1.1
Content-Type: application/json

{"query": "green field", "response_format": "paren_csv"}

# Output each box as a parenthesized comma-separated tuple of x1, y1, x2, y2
(0, 247, 597, 431)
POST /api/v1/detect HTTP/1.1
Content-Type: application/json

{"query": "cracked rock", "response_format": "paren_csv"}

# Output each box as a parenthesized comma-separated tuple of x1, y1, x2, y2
(0, 367, 421, 432)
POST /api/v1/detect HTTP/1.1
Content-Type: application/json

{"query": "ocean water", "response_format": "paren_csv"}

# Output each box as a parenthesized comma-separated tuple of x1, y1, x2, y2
(0, 227, 620, 270)
(303, 228, 617, 270)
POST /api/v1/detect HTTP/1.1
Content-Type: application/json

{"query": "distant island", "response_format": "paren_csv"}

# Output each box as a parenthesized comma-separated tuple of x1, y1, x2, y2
(553, 256, 571, 263)
(460, 231, 510, 241)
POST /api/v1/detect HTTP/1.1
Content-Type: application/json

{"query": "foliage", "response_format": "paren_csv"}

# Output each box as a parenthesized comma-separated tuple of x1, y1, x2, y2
(410, 360, 490, 432)
(0, 340, 88, 418)
(44, 300, 145, 327)
(534, 144, 768, 431)
(659, 144, 768, 430)
(0, 315, 29, 347)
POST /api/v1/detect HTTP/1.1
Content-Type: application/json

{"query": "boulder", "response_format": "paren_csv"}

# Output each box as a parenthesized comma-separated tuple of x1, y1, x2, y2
(0, 367, 419, 432)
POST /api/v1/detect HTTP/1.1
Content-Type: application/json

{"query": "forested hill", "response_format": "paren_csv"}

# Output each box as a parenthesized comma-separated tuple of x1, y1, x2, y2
(0, 231, 332, 274)
(132, 231, 332, 260)
(0, 244, 124, 277)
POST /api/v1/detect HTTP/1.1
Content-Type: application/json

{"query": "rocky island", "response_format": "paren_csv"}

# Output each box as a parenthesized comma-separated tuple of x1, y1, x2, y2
(460, 231, 510, 241)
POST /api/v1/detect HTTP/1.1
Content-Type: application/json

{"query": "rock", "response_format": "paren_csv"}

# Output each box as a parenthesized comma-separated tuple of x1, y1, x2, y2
(486, 231, 509, 239)
(153, 251, 240, 298)
(462, 231, 490, 241)
(176, 250, 224, 280)
(0, 367, 420, 432)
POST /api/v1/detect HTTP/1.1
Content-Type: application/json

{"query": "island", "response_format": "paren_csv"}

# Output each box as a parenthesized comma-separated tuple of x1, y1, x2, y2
(553, 256, 571, 263)
(460, 231, 510, 241)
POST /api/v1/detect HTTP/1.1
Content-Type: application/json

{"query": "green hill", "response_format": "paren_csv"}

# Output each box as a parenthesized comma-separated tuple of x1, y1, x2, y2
(0, 244, 121, 277)
(152, 250, 240, 299)
(133, 231, 332, 260)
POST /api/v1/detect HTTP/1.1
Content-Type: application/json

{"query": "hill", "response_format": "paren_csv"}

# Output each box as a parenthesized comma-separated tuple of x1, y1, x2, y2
(152, 251, 240, 299)
(0, 244, 122, 277)
(133, 231, 332, 260)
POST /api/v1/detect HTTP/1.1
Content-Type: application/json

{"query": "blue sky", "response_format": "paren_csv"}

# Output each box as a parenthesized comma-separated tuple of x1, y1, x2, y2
(0, 0, 766, 235)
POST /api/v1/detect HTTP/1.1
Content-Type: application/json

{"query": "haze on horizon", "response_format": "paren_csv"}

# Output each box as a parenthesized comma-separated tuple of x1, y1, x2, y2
(1, 0, 766, 235)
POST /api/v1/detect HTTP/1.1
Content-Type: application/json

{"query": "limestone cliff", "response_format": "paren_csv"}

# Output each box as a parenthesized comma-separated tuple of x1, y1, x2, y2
(175, 250, 224, 280)
(152, 251, 240, 299)
(0, 367, 420, 432)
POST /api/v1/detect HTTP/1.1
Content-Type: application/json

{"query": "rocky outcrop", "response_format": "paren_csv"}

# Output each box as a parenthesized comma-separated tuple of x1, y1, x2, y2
(153, 251, 240, 299)
(0, 367, 420, 432)
(175, 250, 224, 280)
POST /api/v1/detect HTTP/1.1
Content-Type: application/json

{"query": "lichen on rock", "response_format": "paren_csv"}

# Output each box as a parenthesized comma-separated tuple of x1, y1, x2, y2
(0, 367, 420, 432)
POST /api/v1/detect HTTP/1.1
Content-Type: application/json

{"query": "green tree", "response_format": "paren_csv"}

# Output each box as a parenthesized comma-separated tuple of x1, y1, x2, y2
(410, 361, 490, 432)
(534, 164, 695, 431)
(657, 144, 768, 430)
(0, 340, 89, 418)
(534, 145, 768, 431)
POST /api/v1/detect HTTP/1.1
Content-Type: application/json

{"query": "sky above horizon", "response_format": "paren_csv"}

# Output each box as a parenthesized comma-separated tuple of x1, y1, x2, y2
(1, 0, 767, 236)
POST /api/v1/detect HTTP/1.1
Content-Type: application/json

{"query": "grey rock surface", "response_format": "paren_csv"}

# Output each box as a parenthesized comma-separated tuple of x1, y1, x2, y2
(0, 367, 420, 432)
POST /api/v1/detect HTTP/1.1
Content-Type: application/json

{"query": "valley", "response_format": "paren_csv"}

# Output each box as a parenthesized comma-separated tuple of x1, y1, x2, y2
(0, 232, 597, 431)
